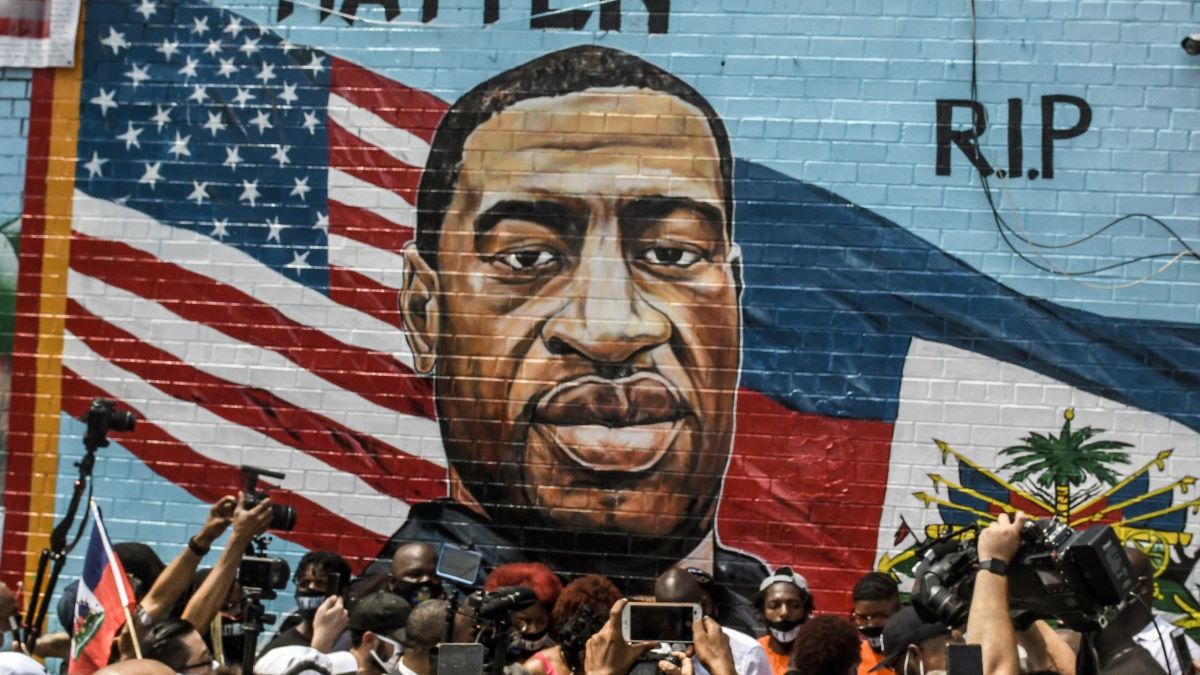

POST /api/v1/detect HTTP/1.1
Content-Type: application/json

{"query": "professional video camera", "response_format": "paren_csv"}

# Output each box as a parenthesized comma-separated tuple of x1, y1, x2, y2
(912, 517, 1136, 632)
(241, 465, 297, 531)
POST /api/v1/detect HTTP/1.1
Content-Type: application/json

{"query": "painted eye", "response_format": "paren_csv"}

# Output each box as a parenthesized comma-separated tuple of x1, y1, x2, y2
(641, 246, 702, 267)
(499, 249, 557, 270)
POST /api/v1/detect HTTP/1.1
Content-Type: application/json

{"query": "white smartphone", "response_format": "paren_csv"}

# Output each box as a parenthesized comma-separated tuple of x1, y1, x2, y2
(621, 602, 702, 644)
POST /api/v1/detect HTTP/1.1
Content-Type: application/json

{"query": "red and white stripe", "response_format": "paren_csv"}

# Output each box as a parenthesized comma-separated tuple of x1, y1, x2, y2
(62, 58, 452, 567)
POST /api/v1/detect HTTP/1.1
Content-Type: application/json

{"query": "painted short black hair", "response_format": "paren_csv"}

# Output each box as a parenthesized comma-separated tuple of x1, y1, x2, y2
(415, 44, 734, 269)
(141, 618, 198, 671)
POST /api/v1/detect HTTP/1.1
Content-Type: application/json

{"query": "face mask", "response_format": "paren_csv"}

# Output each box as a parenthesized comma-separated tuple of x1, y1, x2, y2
(295, 591, 326, 620)
(859, 625, 884, 652)
(902, 652, 944, 675)
(392, 579, 444, 606)
(371, 635, 403, 674)
(766, 618, 803, 645)
(519, 629, 553, 654)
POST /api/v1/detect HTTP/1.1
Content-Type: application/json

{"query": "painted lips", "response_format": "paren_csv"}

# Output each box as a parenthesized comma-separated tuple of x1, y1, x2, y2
(532, 373, 689, 472)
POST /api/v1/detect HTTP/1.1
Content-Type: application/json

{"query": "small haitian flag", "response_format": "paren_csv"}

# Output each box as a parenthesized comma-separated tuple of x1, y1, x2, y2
(69, 501, 136, 674)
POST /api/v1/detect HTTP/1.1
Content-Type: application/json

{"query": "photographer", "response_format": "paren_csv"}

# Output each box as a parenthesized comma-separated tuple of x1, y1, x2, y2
(656, 567, 772, 675)
(180, 492, 273, 642)
(260, 550, 353, 655)
(584, 599, 738, 675)
(966, 512, 1024, 675)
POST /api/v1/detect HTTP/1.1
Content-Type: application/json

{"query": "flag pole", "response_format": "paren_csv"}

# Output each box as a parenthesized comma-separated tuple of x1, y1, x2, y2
(121, 607, 143, 659)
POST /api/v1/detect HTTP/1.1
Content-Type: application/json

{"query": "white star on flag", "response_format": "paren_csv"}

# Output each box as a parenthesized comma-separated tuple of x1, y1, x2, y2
(179, 55, 199, 78)
(191, 15, 209, 35)
(240, 179, 260, 206)
(204, 39, 222, 56)
(100, 28, 129, 54)
(266, 216, 285, 242)
(188, 85, 208, 103)
(232, 87, 255, 108)
(301, 110, 319, 134)
(223, 146, 243, 170)
(83, 152, 108, 178)
(117, 123, 144, 150)
(90, 88, 117, 116)
(188, 181, 210, 205)
(168, 132, 192, 158)
(249, 111, 273, 133)
(270, 145, 291, 166)
(278, 82, 298, 105)
(135, 0, 157, 19)
(210, 218, 229, 239)
(126, 64, 151, 88)
(285, 250, 312, 273)
(203, 111, 227, 136)
(157, 38, 180, 61)
(290, 176, 311, 201)
(139, 161, 163, 188)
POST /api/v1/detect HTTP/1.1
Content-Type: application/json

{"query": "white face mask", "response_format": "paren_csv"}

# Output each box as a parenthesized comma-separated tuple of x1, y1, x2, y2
(768, 625, 802, 644)
(371, 635, 404, 674)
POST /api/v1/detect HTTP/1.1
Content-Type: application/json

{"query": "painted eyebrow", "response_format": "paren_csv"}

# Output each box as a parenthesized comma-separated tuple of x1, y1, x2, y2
(618, 194, 724, 234)
(473, 199, 585, 239)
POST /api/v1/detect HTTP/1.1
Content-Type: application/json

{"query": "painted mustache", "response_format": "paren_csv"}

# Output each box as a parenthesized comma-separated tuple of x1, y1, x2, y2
(533, 373, 688, 427)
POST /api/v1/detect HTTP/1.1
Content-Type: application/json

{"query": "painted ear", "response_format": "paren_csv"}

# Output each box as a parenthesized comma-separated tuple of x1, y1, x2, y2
(399, 243, 440, 375)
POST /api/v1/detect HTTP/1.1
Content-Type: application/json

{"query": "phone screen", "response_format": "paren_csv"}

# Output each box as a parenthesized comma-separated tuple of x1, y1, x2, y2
(325, 572, 341, 597)
(626, 603, 696, 643)
(436, 545, 483, 586)
(947, 643, 983, 675)
(1172, 629, 1195, 675)
(437, 643, 485, 675)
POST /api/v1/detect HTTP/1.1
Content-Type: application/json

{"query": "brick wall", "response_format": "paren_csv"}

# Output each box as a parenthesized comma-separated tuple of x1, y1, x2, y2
(1, 0, 1198, 646)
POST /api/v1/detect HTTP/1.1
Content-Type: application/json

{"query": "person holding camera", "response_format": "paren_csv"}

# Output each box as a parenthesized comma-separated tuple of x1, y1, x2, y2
(583, 598, 739, 675)
(260, 550, 354, 656)
(965, 511, 1025, 675)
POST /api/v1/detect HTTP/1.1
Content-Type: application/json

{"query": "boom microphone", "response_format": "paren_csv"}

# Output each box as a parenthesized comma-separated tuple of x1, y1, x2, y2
(477, 586, 536, 618)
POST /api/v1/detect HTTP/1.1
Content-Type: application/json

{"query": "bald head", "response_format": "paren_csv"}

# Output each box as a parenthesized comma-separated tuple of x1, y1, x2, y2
(392, 542, 438, 583)
(655, 568, 703, 604)
(1125, 547, 1156, 602)
(95, 660, 175, 675)
(406, 599, 449, 652)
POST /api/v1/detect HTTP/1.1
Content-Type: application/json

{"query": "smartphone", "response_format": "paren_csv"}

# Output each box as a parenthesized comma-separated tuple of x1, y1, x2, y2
(436, 642, 486, 675)
(1171, 629, 1196, 675)
(621, 602, 701, 644)
(436, 544, 483, 587)
(325, 572, 341, 597)
(946, 643, 983, 675)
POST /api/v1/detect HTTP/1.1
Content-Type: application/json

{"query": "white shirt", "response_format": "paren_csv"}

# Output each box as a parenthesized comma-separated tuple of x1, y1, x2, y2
(1134, 613, 1200, 675)
(692, 627, 773, 675)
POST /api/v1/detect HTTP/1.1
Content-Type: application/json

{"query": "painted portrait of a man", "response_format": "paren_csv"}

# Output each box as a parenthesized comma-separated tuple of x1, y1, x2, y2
(376, 45, 766, 625)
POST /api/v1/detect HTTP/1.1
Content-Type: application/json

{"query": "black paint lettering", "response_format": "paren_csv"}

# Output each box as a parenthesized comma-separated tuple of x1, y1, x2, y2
(423, 0, 437, 22)
(531, 0, 592, 29)
(643, 0, 668, 33)
(339, 0, 401, 24)
(935, 99, 993, 177)
(1007, 98, 1022, 179)
(1040, 95, 1091, 180)
(599, 0, 620, 30)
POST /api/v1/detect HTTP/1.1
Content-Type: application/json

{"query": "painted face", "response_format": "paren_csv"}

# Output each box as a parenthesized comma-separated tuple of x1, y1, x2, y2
(403, 87, 740, 540)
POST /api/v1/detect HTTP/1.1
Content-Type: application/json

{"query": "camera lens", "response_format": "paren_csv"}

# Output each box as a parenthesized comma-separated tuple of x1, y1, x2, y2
(271, 503, 297, 531)
(109, 408, 136, 432)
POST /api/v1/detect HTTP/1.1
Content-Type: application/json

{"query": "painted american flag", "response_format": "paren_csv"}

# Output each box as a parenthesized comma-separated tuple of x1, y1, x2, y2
(0, 0, 80, 66)
(67, 0, 448, 564)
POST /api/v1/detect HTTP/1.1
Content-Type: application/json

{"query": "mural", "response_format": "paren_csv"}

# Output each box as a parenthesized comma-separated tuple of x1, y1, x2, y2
(1, 0, 1198, 646)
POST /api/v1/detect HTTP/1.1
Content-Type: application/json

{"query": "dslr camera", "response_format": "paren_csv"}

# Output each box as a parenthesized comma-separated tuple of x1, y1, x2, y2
(83, 398, 136, 449)
(912, 517, 1136, 632)
(241, 465, 297, 532)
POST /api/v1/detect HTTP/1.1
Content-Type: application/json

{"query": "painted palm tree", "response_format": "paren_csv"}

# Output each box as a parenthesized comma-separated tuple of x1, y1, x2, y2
(999, 408, 1133, 520)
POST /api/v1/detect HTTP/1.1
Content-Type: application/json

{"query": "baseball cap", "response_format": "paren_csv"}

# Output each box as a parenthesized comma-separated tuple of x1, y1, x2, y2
(757, 567, 809, 593)
(348, 591, 412, 642)
(871, 606, 954, 671)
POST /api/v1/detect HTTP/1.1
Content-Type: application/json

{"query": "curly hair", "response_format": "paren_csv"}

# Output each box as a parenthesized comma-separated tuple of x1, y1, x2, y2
(484, 562, 563, 609)
(550, 575, 622, 638)
(788, 616, 862, 675)
(556, 604, 608, 673)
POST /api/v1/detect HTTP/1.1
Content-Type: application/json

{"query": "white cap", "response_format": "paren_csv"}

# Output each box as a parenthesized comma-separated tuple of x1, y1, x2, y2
(254, 646, 336, 675)
(757, 566, 809, 593)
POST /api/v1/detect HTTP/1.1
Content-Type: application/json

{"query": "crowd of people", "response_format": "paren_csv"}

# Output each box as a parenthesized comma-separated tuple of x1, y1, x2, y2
(0, 502, 1198, 675)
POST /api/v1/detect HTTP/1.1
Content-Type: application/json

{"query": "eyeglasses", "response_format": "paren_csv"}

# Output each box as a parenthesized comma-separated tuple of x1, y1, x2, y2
(180, 657, 218, 674)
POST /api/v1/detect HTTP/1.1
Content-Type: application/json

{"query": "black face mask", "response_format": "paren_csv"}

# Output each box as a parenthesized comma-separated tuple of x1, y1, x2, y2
(295, 590, 326, 620)
(765, 618, 803, 645)
(860, 625, 884, 653)
(392, 579, 444, 606)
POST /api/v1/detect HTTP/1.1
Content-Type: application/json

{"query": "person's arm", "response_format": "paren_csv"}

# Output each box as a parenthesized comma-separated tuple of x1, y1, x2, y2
(690, 617, 736, 675)
(583, 599, 656, 675)
(310, 595, 349, 653)
(967, 512, 1025, 675)
(1017, 620, 1075, 675)
(181, 492, 272, 629)
(138, 496, 237, 622)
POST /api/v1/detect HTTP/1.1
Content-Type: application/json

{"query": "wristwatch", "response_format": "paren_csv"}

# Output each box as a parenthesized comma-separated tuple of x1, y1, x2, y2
(978, 558, 1009, 576)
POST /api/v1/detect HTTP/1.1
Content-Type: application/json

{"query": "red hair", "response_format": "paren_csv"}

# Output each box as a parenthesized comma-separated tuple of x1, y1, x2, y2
(550, 575, 622, 633)
(484, 562, 563, 609)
